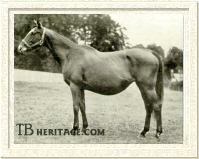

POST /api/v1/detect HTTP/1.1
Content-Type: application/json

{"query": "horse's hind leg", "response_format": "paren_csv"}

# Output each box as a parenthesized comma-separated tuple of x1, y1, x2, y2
(141, 103, 153, 137)
(137, 82, 162, 137)
(154, 103, 163, 138)
(137, 82, 153, 137)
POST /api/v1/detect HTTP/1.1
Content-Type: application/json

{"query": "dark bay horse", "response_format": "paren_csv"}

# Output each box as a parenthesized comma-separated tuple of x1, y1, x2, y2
(18, 20, 164, 138)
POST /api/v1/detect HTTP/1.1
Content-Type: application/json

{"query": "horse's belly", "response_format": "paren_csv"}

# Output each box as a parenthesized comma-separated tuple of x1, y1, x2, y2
(85, 83, 131, 95)
(83, 73, 134, 95)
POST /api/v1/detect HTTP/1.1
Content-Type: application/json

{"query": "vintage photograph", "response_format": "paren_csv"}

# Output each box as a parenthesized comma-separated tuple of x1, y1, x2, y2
(14, 13, 183, 144)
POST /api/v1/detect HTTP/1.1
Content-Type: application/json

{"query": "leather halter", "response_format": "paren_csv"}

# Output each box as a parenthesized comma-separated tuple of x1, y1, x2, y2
(22, 27, 46, 49)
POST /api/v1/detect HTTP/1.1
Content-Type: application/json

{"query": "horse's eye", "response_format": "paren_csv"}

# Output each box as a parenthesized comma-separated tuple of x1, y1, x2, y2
(29, 41, 33, 44)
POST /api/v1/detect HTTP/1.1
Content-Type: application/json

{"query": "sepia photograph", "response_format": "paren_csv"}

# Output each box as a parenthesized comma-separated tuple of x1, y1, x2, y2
(14, 13, 183, 144)
(0, 1, 198, 158)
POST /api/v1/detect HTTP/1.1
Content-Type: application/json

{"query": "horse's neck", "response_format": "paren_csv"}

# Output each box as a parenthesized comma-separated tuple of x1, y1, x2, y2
(45, 28, 78, 65)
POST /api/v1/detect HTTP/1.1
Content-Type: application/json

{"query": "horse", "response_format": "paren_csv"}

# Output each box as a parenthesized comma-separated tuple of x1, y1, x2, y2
(17, 20, 164, 138)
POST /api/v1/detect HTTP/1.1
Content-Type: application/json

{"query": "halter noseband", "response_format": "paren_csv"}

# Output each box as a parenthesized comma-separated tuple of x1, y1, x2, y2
(22, 27, 46, 49)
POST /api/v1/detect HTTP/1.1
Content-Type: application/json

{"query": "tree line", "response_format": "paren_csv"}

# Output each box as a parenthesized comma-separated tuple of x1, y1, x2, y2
(14, 14, 183, 82)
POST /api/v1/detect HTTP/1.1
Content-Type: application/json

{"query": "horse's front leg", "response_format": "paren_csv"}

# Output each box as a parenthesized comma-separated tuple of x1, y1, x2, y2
(70, 82, 80, 130)
(70, 82, 88, 131)
(79, 90, 88, 132)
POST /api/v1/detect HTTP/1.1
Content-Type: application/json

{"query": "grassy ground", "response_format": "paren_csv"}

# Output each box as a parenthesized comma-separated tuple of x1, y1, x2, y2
(14, 81, 183, 144)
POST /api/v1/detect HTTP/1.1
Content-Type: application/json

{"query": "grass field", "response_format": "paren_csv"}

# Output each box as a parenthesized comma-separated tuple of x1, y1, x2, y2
(14, 81, 183, 144)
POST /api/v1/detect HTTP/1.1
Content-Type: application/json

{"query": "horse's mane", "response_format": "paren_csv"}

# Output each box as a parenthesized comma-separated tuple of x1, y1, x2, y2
(47, 28, 78, 48)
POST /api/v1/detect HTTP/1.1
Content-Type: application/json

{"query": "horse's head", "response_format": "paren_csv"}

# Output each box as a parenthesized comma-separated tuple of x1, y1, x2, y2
(18, 20, 46, 54)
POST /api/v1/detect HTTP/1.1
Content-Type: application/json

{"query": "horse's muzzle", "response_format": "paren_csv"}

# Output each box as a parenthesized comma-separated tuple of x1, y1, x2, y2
(17, 44, 27, 54)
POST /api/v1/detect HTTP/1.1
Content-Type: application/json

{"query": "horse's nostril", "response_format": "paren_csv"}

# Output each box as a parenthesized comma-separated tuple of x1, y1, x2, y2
(17, 45, 23, 53)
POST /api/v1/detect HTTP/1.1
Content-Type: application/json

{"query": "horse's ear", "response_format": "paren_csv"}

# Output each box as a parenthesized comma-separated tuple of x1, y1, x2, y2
(34, 19, 43, 29)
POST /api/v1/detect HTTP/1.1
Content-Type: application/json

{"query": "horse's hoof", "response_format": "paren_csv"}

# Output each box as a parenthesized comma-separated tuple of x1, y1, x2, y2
(155, 129, 162, 139)
(73, 126, 79, 130)
(139, 132, 146, 138)
(71, 126, 79, 135)
(155, 133, 161, 139)
(81, 128, 87, 134)
(140, 130, 147, 137)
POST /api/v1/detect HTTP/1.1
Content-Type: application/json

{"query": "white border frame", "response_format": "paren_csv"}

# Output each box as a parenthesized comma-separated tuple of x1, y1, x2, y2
(1, 1, 198, 158)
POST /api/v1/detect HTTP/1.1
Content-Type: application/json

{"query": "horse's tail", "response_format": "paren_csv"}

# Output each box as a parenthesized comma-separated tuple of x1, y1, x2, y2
(151, 51, 164, 102)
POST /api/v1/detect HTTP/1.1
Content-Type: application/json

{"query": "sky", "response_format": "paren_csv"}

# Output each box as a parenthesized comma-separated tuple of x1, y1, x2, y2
(110, 12, 183, 53)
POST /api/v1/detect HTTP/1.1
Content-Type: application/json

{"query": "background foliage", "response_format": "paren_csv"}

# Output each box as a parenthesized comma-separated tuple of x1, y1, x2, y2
(15, 14, 183, 88)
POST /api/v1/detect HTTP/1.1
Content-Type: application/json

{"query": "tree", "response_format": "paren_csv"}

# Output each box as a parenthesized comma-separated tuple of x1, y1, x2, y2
(81, 15, 127, 51)
(165, 46, 183, 70)
(163, 46, 183, 82)
(146, 44, 165, 58)
(132, 44, 145, 49)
